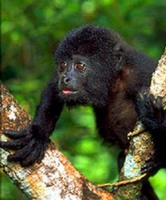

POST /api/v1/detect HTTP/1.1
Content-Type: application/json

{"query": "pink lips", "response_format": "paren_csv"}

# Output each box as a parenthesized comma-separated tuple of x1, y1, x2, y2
(62, 89, 78, 95)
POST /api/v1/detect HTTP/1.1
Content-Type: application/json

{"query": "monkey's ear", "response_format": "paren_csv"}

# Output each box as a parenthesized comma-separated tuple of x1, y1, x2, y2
(114, 42, 124, 61)
(114, 42, 123, 51)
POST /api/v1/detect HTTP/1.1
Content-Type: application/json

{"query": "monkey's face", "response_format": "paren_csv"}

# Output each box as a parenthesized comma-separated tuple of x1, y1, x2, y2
(58, 55, 91, 105)
(57, 55, 110, 106)
(58, 55, 86, 91)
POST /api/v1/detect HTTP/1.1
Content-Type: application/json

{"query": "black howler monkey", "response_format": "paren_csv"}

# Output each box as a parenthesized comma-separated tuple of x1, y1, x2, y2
(1, 25, 165, 199)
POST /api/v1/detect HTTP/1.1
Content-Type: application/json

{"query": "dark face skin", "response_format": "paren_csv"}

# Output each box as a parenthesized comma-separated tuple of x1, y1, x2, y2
(57, 55, 110, 106)
(58, 55, 89, 96)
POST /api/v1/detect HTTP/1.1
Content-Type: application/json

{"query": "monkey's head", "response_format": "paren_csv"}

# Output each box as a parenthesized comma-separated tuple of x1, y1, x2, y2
(55, 25, 127, 107)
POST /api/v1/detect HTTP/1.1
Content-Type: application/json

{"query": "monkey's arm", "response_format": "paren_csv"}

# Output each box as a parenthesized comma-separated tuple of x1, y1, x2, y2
(0, 76, 64, 166)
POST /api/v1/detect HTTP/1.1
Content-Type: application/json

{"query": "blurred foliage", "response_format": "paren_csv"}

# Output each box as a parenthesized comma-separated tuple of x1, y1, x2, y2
(1, 0, 166, 199)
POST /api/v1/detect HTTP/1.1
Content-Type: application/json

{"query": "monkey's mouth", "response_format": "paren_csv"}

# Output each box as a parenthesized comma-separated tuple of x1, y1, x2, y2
(62, 89, 78, 95)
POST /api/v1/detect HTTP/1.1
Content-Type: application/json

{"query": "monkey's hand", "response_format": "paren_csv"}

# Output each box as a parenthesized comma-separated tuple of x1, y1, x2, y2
(137, 91, 166, 174)
(141, 149, 161, 176)
(0, 124, 49, 167)
(136, 91, 166, 131)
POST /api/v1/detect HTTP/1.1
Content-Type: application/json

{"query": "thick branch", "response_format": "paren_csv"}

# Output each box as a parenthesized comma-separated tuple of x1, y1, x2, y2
(150, 48, 166, 105)
(0, 84, 113, 200)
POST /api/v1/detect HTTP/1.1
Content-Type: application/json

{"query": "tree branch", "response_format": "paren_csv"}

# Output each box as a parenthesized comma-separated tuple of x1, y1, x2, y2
(0, 84, 113, 200)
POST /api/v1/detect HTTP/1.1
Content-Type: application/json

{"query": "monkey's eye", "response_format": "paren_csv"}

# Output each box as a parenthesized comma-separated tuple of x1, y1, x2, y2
(59, 62, 67, 72)
(75, 62, 86, 71)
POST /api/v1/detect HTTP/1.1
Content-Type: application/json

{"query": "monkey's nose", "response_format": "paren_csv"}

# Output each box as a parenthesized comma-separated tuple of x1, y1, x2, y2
(63, 76, 71, 85)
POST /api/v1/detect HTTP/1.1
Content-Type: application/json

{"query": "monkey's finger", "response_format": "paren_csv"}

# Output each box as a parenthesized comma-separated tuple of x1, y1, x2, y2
(7, 139, 36, 162)
(21, 140, 48, 166)
(36, 141, 48, 163)
(3, 130, 28, 139)
(20, 153, 40, 167)
(148, 94, 162, 110)
(149, 96, 165, 118)
(155, 96, 163, 110)
(0, 135, 32, 150)
(141, 151, 161, 175)
(145, 94, 154, 107)
(21, 147, 42, 167)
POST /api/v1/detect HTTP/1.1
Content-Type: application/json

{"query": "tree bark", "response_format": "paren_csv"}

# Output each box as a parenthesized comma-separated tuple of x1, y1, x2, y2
(0, 84, 113, 200)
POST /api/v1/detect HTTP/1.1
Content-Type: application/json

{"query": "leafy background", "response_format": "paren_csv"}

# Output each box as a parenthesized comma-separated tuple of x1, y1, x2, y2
(1, 0, 166, 199)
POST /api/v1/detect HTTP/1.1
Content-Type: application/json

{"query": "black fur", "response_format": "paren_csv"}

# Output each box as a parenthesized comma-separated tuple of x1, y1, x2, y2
(1, 25, 165, 199)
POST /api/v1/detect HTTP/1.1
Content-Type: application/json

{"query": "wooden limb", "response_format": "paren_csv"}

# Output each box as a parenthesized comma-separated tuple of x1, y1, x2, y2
(150, 48, 166, 106)
(0, 83, 113, 200)
(98, 174, 146, 188)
